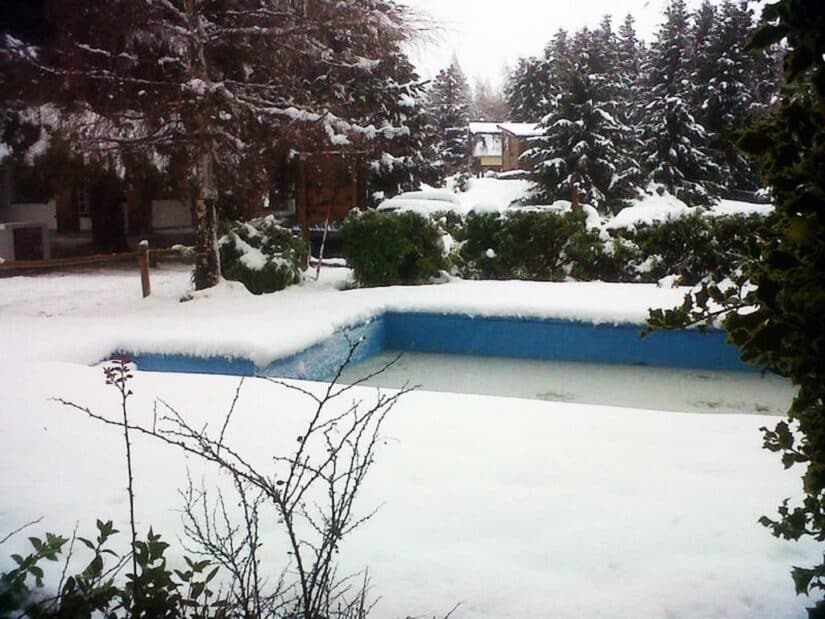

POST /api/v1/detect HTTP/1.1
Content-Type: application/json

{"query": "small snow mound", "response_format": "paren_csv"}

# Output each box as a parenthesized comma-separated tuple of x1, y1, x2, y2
(395, 190, 462, 206)
(607, 189, 695, 230)
(376, 198, 456, 216)
(658, 275, 679, 289)
(709, 200, 774, 217)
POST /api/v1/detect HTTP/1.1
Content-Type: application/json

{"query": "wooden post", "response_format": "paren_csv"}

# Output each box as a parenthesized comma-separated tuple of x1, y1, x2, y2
(571, 183, 580, 212)
(138, 240, 151, 298)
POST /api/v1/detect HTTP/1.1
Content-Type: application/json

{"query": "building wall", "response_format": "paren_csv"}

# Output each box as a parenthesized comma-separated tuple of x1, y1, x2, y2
(0, 201, 58, 230)
(0, 229, 13, 261)
(152, 199, 192, 229)
(502, 134, 517, 171)
(478, 156, 502, 168)
(501, 134, 535, 172)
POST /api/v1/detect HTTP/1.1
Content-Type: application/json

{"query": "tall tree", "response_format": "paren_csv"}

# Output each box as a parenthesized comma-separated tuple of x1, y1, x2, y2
(616, 14, 643, 114)
(472, 78, 507, 121)
(426, 57, 472, 173)
(700, 0, 779, 190)
(359, 52, 443, 200)
(528, 23, 642, 212)
(504, 55, 550, 122)
(640, 0, 724, 205)
(3, 0, 414, 289)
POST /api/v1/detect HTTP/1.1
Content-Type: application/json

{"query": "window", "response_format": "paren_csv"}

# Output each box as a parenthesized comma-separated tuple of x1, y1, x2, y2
(76, 185, 91, 216)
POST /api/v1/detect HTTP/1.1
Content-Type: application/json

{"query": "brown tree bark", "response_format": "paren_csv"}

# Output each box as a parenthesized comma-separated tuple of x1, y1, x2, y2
(192, 151, 220, 290)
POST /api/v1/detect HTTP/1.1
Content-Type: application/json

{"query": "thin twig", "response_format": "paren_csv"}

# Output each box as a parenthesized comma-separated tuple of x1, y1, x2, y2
(0, 516, 44, 545)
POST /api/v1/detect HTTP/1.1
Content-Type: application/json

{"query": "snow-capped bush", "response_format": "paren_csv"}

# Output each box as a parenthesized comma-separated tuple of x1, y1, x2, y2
(340, 210, 447, 287)
(617, 212, 764, 285)
(341, 204, 763, 289)
(219, 216, 307, 295)
(457, 210, 603, 282)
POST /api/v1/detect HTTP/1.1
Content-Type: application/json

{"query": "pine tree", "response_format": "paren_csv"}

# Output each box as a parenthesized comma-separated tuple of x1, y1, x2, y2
(358, 52, 443, 200)
(473, 78, 506, 122)
(641, 0, 724, 205)
(504, 56, 550, 122)
(528, 22, 642, 213)
(700, 0, 778, 190)
(427, 57, 472, 173)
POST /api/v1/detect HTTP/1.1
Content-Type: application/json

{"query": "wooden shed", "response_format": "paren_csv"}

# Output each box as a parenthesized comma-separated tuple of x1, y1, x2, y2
(293, 152, 368, 239)
(498, 123, 543, 172)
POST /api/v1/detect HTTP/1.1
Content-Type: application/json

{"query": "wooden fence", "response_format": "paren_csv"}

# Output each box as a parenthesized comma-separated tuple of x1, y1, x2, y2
(0, 245, 188, 297)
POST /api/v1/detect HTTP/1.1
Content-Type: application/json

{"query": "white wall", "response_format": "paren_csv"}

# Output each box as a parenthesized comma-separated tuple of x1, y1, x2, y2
(0, 229, 13, 262)
(152, 199, 192, 230)
(0, 201, 57, 230)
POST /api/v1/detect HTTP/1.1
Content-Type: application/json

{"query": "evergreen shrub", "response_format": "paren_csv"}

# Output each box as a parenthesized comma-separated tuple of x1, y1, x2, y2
(340, 210, 447, 286)
(458, 209, 605, 281)
(342, 207, 764, 288)
(621, 212, 764, 285)
(219, 216, 308, 295)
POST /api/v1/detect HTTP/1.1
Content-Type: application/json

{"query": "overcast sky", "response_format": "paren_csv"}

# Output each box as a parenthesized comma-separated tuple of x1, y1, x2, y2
(401, 0, 766, 88)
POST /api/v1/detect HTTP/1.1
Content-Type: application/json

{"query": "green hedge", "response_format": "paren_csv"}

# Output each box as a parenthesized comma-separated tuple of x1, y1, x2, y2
(219, 216, 308, 294)
(340, 207, 765, 288)
(340, 210, 447, 287)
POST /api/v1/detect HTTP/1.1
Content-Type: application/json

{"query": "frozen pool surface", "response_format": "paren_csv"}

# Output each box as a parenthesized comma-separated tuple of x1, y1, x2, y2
(340, 351, 794, 415)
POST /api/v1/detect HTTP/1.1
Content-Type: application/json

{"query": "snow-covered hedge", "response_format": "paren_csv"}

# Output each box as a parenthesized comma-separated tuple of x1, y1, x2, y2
(454, 209, 765, 285)
(341, 206, 765, 288)
(219, 216, 308, 295)
(340, 210, 447, 287)
(454, 210, 599, 281)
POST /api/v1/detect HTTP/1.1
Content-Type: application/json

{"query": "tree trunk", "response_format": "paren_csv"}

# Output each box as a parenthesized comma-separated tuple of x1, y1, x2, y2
(192, 152, 221, 290)
(185, 0, 220, 290)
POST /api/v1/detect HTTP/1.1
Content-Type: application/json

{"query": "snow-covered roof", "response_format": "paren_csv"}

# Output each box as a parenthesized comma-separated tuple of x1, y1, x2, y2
(498, 122, 543, 137)
(468, 122, 502, 135)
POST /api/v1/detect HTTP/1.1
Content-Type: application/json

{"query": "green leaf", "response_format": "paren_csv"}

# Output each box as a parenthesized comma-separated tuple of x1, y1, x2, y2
(792, 566, 816, 595)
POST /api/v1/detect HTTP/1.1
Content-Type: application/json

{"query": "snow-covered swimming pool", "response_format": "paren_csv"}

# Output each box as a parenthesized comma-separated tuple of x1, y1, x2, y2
(125, 311, 752, 378)
(122, 312, 792, 414)
(338, 351, 793, 415)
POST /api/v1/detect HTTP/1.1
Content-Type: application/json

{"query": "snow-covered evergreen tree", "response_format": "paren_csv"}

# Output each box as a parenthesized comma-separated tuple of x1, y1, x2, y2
(615, 15, 645, 149)
(699, 0, 779, 189)
(641, 0, 724, 205)
(528, 22, 642, 213)
(357, 52, 443, 201)
(426, 57, 472, 173)
(504, 54, 552, 121)
(473, 78, 506, 122)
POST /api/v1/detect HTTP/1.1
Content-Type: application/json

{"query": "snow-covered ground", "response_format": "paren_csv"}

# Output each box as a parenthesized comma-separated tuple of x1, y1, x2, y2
(0, 265, 816, 618)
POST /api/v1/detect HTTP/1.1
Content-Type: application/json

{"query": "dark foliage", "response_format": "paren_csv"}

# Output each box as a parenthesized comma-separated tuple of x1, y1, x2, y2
(0, 520, 223, 618)
(219, 217, 308, 295)
(341, 210, 447, 286)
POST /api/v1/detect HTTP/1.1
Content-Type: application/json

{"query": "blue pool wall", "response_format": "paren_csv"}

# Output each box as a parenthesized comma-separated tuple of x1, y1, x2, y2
(123, 311, 751, 380)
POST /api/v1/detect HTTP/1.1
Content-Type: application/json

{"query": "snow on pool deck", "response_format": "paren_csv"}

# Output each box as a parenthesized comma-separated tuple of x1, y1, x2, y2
(0, 265, 698, 367)
(0, 265, 817, 618)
